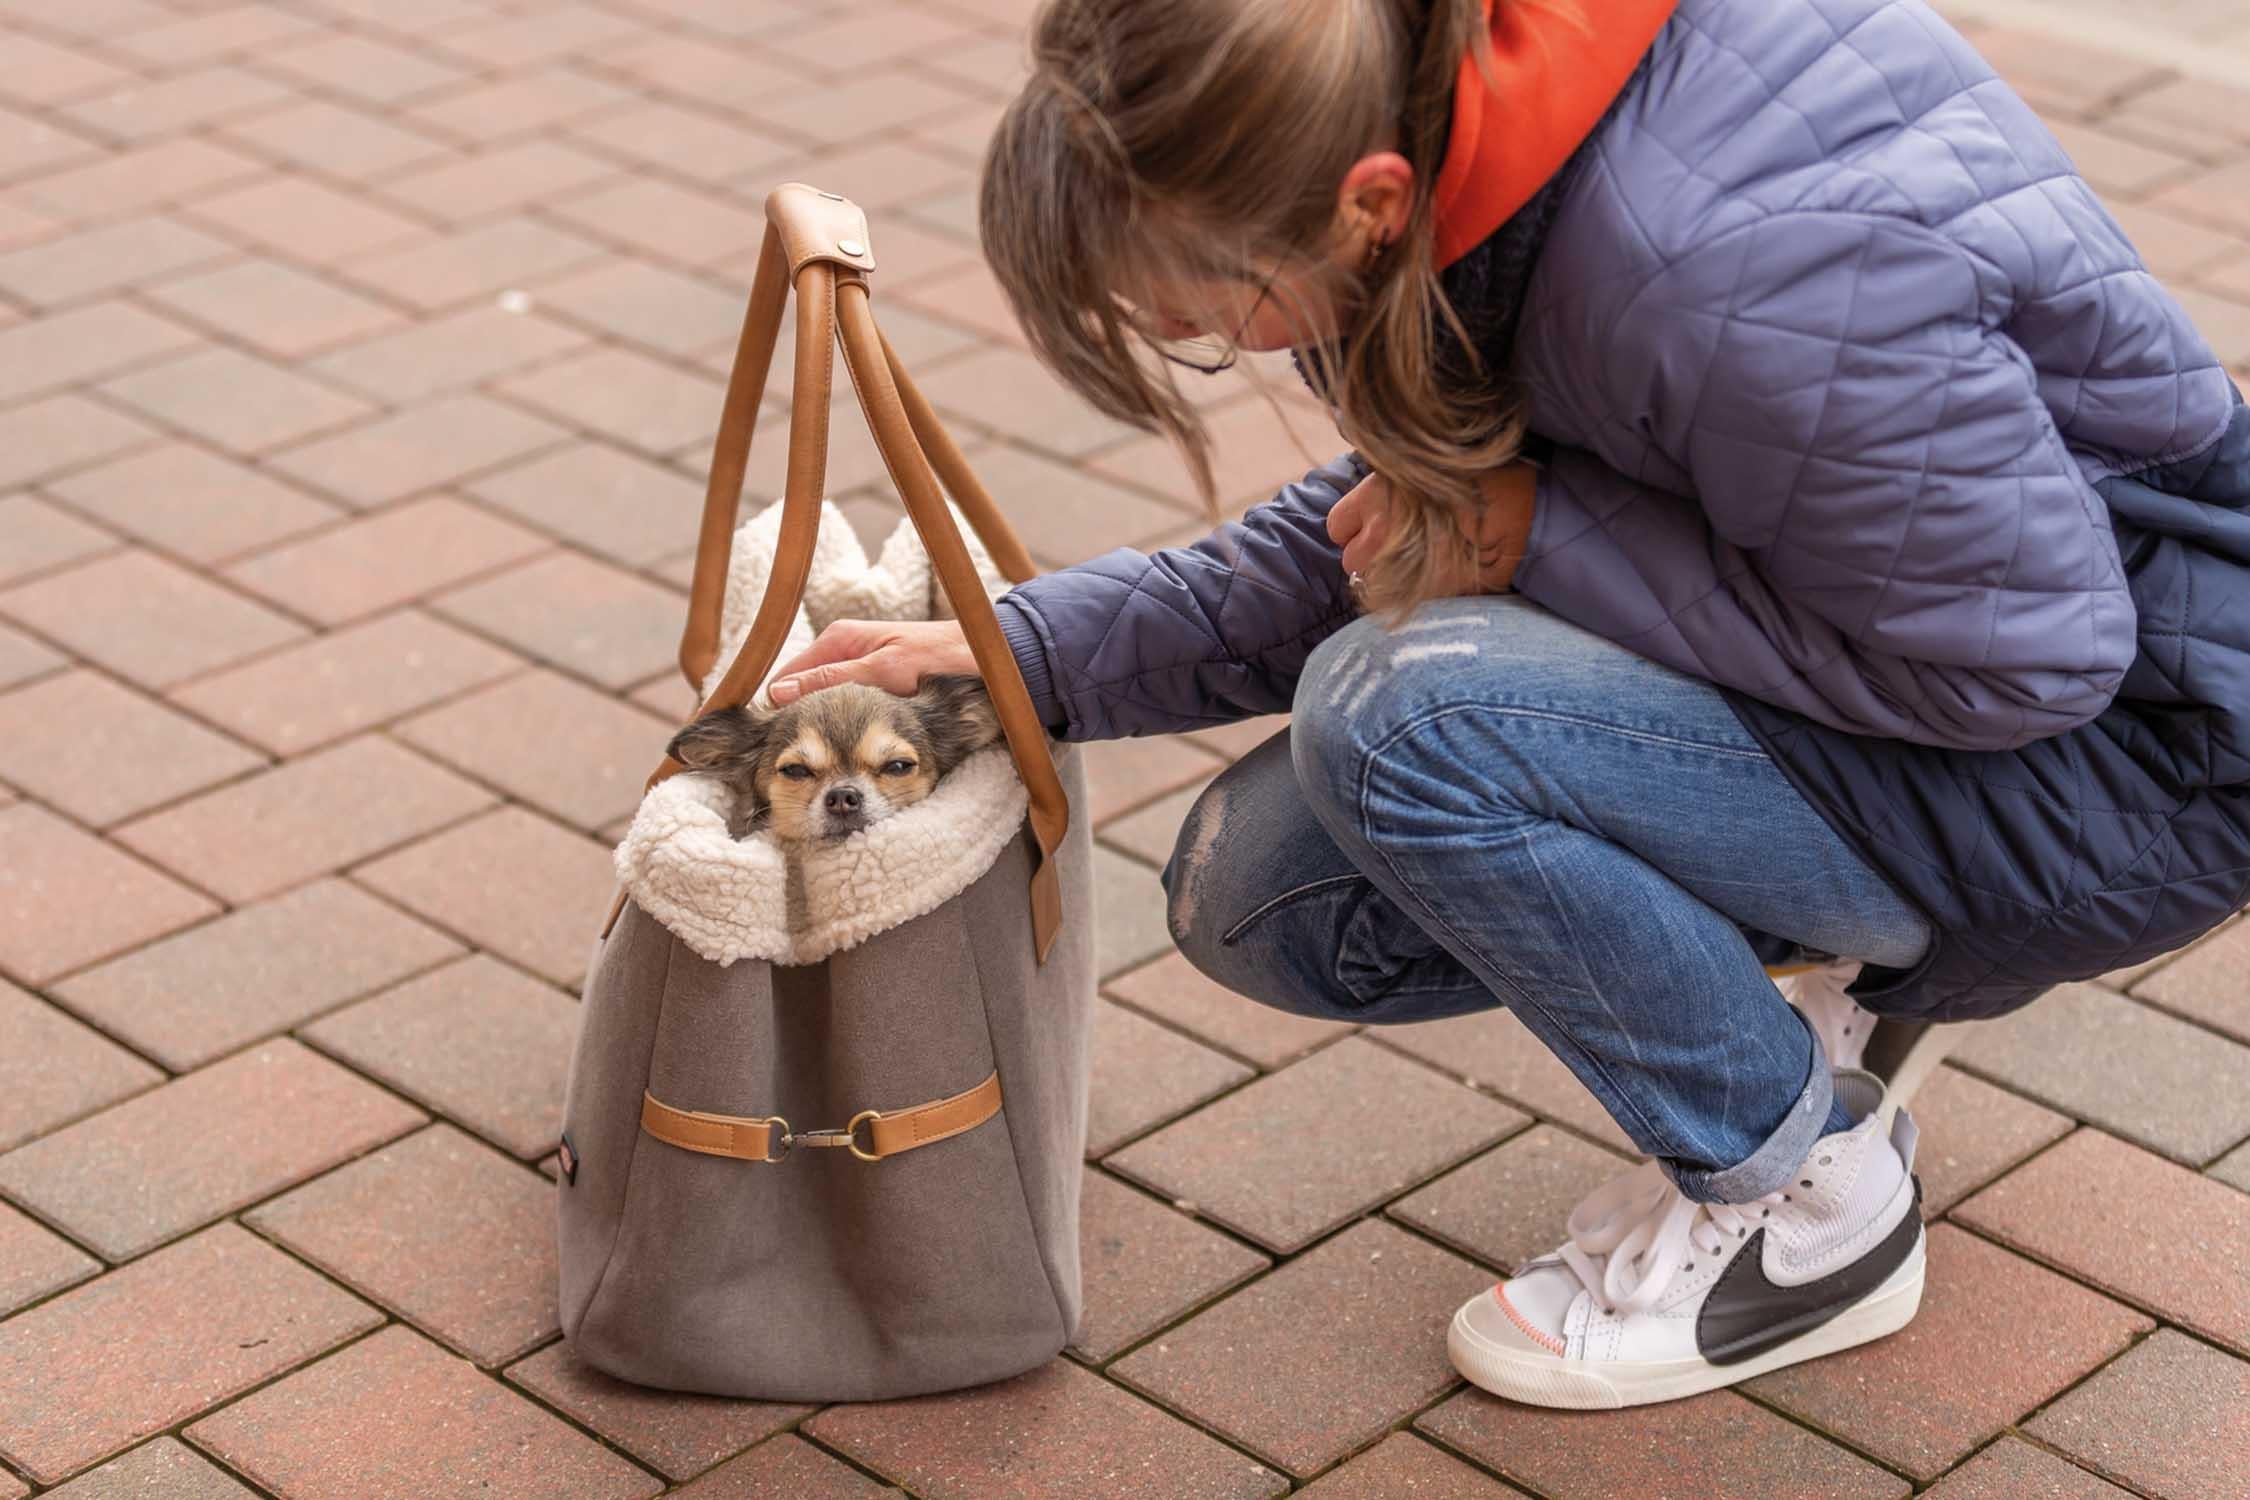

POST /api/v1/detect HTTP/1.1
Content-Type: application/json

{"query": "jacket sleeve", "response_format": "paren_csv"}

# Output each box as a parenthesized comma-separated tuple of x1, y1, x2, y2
(1514, 211, 2138, 752)
(991, 450, 1369, 741)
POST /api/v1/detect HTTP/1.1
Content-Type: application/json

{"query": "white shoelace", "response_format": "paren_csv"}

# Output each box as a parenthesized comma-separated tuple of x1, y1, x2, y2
(1557, 1161, 1789, 1317)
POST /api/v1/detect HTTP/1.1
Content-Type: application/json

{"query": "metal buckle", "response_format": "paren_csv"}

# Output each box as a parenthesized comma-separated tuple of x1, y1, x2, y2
(760, 1116, 791, 1163)
(781, 1109, 882, 1162)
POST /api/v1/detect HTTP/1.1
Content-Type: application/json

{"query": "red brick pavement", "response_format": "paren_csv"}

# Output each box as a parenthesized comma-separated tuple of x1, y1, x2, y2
(1, 1, 2247, 1494)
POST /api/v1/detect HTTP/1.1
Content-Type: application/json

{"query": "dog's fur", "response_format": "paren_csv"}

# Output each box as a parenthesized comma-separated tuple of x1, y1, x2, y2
(667, 675, 1004, 841)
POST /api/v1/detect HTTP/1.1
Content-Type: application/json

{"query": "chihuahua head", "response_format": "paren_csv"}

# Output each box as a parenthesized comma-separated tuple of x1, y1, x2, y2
(666, 675, 1003, 843)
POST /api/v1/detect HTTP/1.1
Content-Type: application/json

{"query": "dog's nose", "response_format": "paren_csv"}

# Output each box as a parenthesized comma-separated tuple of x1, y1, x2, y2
(824, 785, 863, 814)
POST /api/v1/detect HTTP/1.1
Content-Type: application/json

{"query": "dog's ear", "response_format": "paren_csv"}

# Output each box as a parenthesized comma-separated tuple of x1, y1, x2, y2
(666, 704, 777, 773)
(911, 673, 1003, 774)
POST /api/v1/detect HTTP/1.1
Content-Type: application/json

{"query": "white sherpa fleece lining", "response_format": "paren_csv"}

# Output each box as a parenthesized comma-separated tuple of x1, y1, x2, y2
(614, 495, 1030, 967)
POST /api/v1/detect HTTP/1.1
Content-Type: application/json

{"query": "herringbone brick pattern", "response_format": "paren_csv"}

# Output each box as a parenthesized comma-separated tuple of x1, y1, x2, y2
(1, 2, 2247, 1495)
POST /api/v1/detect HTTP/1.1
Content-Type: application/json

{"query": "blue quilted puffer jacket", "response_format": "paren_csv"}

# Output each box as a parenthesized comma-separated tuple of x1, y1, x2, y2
(991, 0, 2250, 1022)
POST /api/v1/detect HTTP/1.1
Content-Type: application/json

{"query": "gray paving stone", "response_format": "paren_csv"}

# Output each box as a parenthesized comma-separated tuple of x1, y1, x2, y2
(51, 878, 462, 1072)
(2025, 1329, 2250, 1499)
(1105, 951, 1359, 1071)
(1920, 1437, 2131, 1499)
(1105, 1036, 1525, 1254)
(1953, 983, 2250, 1164)
(39, 1435, 261, 1498)
(1387, 1124, 1628, 1273)
(2132, 916, 2250, 1043)
(0, 1200, 100, 1320)
(1092, 842, 1177, 982)
(1908, 1063, 2074, 1216)
(1380, 1007, 1638, 1155)
(1095, 780, 1206, 868)
(299, 954, 579, 1160)
(1108, 1218, 1494, 1480)
(1071, 1167, 1269, 1364)
(0, 978, 162, 1154)
(1085, 998, 1253, 1158)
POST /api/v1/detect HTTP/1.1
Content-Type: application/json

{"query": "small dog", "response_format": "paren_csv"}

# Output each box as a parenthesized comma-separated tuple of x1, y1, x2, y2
(666, 676, 1004, 842)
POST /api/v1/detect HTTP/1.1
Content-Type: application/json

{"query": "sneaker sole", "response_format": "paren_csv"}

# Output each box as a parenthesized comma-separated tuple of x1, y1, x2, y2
(1446, 1232, 1926, 1410)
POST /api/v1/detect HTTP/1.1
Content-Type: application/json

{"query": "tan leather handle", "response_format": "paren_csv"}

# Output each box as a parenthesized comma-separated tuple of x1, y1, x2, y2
(692, 257, 833, 721)
(607, 185, 1069, 960)
(676, 184, 1036, 693)
(875, 320, 1039, 590)
(678, 218, 790, 691)
(835, 277, 1069, 960)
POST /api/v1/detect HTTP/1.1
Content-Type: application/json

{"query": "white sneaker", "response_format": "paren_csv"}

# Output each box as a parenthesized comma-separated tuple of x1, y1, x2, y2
(1447, 1070, 1925, 1409)
(1774, 958, 1956, 1111)
(1776, 957, 1877, 1072)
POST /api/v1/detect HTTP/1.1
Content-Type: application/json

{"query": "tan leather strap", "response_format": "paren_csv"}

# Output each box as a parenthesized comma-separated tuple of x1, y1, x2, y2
(834, 279, 1069, 961)
(640, 1069, 1002, 1163)
(604, 183, 1070, 960)
(692, 260, 835, 722)
(675, 185, 1034, 693)
(678, 219, 791, 691)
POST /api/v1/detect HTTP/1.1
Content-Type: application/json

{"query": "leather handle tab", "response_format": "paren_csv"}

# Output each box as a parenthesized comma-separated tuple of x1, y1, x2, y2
(640, 1070, 1003, 1162)
(768, 181, 875, 276)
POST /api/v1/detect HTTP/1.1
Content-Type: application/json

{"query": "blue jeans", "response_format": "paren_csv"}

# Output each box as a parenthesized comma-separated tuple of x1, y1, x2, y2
(1158, 596, 1932, 1205)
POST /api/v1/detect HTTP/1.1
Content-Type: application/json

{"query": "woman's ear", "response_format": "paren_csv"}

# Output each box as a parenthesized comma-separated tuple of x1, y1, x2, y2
(1338, 150, 1416, 256)
(667, 705, 778, 773)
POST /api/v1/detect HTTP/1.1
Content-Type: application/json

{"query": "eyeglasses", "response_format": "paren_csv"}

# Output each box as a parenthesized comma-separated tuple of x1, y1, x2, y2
(1144, 257, 1285, 376)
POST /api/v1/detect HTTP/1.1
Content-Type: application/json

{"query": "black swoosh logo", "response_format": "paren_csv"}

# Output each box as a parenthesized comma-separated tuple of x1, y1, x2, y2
(1696, 1175, 1923, 1365)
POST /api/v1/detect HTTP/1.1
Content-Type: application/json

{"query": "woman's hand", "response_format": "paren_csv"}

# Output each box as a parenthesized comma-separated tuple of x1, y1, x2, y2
(1326, 470, 1395, 582)
(1326, 463, 1539, 598)
(768, 618, 977, 704)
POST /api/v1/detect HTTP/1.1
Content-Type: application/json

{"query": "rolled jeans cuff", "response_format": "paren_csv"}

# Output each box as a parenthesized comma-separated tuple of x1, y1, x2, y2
(1659, 1038, 1834, 1205)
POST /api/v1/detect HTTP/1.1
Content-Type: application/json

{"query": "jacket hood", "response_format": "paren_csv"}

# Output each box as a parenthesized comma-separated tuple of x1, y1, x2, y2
(1431, 0, 1678, 268)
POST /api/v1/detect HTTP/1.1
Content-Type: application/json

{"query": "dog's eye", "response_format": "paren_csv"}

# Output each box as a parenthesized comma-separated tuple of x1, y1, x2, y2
(882, 759, 916, 776)
(779, 764, 814, 780)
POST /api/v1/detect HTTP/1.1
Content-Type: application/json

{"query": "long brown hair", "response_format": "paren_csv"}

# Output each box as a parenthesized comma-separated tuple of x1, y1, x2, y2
(980, 0, 1538, 622)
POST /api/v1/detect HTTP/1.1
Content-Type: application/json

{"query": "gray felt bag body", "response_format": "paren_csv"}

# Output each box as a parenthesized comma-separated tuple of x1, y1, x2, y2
(554, 186, 1097, 1401)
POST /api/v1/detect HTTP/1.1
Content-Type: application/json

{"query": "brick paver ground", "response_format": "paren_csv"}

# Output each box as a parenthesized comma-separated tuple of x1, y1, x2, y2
(2, 2, 2247, 1495)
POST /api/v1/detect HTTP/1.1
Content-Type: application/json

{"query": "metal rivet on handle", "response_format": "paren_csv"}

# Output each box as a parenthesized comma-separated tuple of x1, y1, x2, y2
(838, 238, 865, 257)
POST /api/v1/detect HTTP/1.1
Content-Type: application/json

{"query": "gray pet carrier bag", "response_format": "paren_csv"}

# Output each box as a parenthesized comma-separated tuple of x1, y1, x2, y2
(554, 184, 1097, 1401)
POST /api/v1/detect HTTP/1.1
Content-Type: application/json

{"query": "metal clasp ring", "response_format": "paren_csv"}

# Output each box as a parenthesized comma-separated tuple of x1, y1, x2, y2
(780, 1109, 884, 1162)
(846, 1108, 881, 1162)
(761, 1116, 791, 1163)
